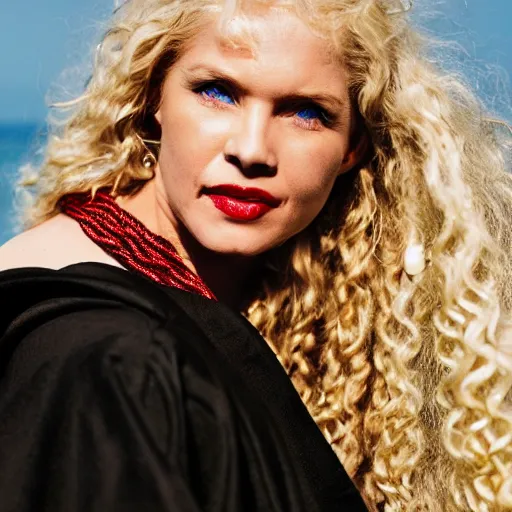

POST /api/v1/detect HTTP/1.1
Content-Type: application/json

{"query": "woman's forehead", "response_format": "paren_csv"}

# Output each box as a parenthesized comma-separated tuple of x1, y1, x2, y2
(177, 10, 345, 89)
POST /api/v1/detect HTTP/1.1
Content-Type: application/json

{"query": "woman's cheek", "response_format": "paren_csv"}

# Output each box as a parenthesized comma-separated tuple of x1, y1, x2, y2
(286, 163, 339, 202)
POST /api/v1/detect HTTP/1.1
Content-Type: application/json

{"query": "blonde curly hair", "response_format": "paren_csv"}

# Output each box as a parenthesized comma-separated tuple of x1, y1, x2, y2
(19, 0, 512, 510)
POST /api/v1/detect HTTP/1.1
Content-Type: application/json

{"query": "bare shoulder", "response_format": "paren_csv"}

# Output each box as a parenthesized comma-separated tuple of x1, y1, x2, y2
(0, 214, 121, 271)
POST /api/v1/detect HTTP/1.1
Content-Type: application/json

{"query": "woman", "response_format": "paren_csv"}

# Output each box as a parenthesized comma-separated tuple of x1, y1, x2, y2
(0, 0, 510, 510)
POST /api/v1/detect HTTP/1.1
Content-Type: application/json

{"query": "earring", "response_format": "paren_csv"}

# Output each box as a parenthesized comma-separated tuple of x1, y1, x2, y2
(142, 152, 156, 169)
(404, 242, 426, 277)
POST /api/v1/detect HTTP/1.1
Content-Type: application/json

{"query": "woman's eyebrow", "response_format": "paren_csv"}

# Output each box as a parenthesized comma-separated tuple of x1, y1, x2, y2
(183, 64, 346, 112)
(183, 65, 250, 94)
(283, 93, 346, 112)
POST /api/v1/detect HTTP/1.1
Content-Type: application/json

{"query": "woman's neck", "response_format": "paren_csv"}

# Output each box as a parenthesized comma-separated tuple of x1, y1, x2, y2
(115, 179, 261, 309)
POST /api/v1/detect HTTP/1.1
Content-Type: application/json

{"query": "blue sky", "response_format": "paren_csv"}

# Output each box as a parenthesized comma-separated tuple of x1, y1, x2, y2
(0, 0, 112, 122)
(0, 0, 510, 123)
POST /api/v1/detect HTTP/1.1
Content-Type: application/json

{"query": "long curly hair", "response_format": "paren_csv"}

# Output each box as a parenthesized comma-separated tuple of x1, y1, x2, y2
(18, 0, 512, 510)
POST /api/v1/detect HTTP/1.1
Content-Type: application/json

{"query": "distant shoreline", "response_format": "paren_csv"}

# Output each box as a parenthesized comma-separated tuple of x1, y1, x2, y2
(0, 123, 47, 153)
(0, 121, 43, 130)
(0, 121, 44, 133)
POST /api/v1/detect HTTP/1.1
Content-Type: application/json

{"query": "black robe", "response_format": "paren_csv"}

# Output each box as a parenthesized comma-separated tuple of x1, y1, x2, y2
(0, 263, 367, 511)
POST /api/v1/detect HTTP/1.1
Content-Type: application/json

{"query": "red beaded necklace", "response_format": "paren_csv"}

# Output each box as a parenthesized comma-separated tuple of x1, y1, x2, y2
(60, 190, 217, 301)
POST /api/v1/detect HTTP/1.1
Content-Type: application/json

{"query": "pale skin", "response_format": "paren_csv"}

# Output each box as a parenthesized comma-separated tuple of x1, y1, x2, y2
(0, 10, 365, 308)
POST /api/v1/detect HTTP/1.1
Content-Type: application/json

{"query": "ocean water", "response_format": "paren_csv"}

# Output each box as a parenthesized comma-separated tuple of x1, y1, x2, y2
(0, 123, 43, 245)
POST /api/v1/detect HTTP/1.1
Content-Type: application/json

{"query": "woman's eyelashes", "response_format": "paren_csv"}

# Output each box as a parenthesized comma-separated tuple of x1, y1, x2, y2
(199, 83, 236, 106)
(191, 80, 334, 130)
(287, 103, 334, 130)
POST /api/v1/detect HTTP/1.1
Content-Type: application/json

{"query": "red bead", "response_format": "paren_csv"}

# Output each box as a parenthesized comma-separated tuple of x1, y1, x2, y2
(60, 190, 217, 301)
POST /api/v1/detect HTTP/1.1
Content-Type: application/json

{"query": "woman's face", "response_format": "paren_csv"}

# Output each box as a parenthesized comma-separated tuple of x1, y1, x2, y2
(154, 9, 359, 257)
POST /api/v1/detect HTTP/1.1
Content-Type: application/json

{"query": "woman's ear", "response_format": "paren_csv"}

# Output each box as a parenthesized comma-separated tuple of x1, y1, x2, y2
(338, 129, 370, 175)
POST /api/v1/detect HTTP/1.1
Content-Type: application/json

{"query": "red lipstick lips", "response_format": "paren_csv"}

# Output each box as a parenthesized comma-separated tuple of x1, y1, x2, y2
(204, 184, 280, 221)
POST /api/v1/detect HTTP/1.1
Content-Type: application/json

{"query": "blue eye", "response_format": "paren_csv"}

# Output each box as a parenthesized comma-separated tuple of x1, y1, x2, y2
(202, 85, 235, 105)
(293, 105, 332, 128)
(296, 107, 323, 120)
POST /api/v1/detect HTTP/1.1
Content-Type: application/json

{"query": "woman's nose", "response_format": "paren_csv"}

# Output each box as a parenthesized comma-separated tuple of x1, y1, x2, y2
(223, 104, 277, 174)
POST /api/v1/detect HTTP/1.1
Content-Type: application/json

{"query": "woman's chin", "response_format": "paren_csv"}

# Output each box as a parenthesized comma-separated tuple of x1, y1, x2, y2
(194, 233, 278, 259)
(203, 242, 270, 258)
